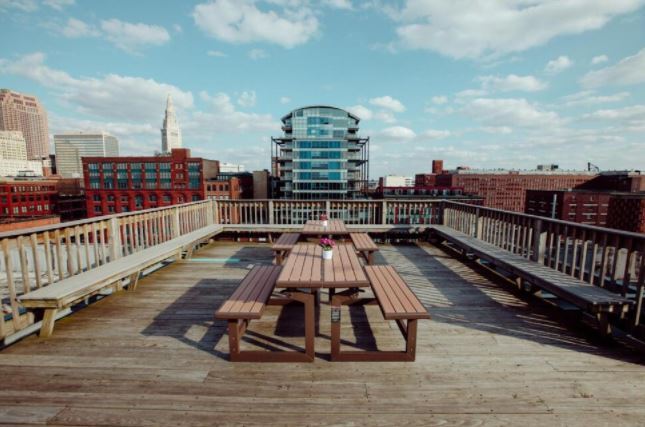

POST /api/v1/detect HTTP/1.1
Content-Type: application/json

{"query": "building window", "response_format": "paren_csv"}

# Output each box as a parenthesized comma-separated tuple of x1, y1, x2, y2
(192, 194, 200, 202)
(93, 194, 101, 202)
(163, 194, 172, 203)
(149, 194, 157, 202)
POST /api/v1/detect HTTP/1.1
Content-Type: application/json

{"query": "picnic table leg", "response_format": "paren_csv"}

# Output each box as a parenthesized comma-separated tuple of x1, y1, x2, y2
(367, 251, 374, 265)
(286, 290, 315, 361)
(227, 319, 241, 361)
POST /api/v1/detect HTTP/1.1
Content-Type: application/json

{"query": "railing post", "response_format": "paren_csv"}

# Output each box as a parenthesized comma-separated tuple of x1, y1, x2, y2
(107, 217, 122, 260)
(531, 218, 546, 263)
(172, 207, 181, 238)
(381, 200, 387, 225)
(268, 200, 274, 225)
(475, 207, 483, 239)
(325, 200, 331, 218)
(206, 200, 214, 225)
(442, 203, 449, 226)
(213, 200, 220, 224)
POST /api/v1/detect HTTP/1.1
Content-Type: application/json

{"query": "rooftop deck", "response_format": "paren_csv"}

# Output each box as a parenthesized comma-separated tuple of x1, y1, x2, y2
(1, 241, 644, 426)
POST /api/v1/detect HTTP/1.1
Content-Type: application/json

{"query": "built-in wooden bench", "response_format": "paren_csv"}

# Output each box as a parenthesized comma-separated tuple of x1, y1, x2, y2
(271, 233, 300, 265)
(19, 224, 223, 338)
(431, 224, 634, 335)
(350, 233, 378, 264)
(330, 264, 430, 362)
(215, 265, 314, 362)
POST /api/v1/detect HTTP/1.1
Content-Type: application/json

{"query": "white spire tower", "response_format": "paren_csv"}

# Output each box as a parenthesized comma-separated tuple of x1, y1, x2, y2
(161, 94, 182, 153)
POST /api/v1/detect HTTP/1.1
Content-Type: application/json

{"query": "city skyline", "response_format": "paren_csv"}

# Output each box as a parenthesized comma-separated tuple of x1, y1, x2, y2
(0, 0, 644, 177)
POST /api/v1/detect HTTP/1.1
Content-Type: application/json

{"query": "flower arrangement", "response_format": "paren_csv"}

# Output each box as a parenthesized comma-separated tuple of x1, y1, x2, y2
(319, 237, 335, 251)
(320, 214, 328, 221)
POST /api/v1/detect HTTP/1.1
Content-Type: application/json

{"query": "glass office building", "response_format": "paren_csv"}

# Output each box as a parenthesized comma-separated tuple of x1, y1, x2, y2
(272, 106, 369, 199)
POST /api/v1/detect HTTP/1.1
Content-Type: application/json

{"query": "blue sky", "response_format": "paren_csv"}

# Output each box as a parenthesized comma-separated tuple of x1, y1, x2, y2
(1, 0, 644, 177)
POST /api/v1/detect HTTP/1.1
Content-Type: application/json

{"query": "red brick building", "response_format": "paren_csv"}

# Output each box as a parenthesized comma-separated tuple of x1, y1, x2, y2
(415, 160, 597, 212)
(206, 176, 242, 200)
(83, 148, 223, 217)
(0, 177, 85, 221)
(526, 172, 645, 233)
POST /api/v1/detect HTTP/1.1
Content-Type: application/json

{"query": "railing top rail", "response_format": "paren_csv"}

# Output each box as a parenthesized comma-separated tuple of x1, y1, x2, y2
(443, 200, 645, 240)
(0, 200, 210, 239)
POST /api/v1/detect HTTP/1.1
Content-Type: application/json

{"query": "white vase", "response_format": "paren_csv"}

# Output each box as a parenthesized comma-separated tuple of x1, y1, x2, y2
(322, 249, 333, 260)
(322, 220, 328, 227)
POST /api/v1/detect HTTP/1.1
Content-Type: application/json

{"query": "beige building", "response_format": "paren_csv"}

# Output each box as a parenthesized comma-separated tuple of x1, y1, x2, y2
(0, 89, 50, 160)
(0, 131, 27, 160)
(54, 131, 119, 178)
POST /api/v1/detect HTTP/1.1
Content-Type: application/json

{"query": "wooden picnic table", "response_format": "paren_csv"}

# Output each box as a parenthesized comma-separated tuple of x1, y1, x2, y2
(301, 219, 348, 236)
(276, 242, 369, 289)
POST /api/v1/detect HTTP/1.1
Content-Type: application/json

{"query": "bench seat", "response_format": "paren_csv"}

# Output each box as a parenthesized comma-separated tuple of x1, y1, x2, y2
(19, 224, 223, 337)
(271, 233, 300, 265)
(365, 265, 430, 321)
(350, 233, 378, 264)
(330, 264, 430, 362)
(431, 224, 633, 335)
(215, 265, 314, 362)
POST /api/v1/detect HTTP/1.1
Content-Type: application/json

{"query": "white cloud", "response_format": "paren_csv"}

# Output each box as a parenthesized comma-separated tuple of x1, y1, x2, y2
(464, 98, 563, 128)
(173, 24, 182, 33)
(207, 50, 226, 57)
(323, 0, 352, 9)
(60, 17, 99, 38)
(193, 0, 318, 48)
(369, 95, 405, 112)
(481, 126, 513, 135)
(346, 105, 373, 121)
(0, 0, 38, 12)
(431, 95, 448, 105)
(456, 89, 487, 98)
(545, 55, 573, 74)
(191, 91, 278, 134)
(478, 74, 547, 92)
(377, 126, 416, 140)
(581, 48, 645, 88)
(279, 96, 291, 104)
(248, 48, 269, 60)
(559, 90, 630, 107)
(100, 19, 170, 53)
(43, 0, 73, 10)
(0, 52, 193, 122)
(390, 1, 644, 59)
(237, 90, 256, 108)
(420, 129, 451, 139)
(584, 105, 645, 121)
(591, 54, 609, 65)
(374, 111, 396, 124)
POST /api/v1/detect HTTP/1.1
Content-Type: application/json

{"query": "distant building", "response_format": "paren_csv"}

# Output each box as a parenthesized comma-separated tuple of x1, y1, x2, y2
(219, 163, 246, 173)
(537, 164, 559, 171)
(381, 175, 414, 188)
(0, 89, 50, 160)
(415, 160, 597, 212)
(272, 105, 369, 199)
(206, 176, 241, 200)
(54, 131, 119, 178)
(83, 148, 220, 217)
(0, 130, 45, 176)
(252, 170, 270, 199)
(161, 95, 182, 153)
(526, 171, 645, 233)
(0, 176, 85, 222)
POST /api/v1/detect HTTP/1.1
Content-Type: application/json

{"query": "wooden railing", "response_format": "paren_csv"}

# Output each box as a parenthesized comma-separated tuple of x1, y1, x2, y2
(1, 198, 643, 340)
(443, 201, 645, 326)
(0, 200, 212, 339)
(213, 199, 447, 225)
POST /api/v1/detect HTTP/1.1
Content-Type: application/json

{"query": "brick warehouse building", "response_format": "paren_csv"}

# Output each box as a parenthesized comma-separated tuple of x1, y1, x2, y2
(83, 148, 223, 217)
(0, 177, 85, 221)
(526, 172, 645, 233)
(416, 160, 597, 212)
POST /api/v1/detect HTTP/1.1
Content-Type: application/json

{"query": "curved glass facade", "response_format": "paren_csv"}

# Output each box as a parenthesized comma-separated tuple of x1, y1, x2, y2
(272, 106, 369, 200)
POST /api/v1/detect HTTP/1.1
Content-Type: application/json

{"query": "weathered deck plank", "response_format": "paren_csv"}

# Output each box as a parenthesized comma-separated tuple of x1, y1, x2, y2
(0, 241, 643, 426)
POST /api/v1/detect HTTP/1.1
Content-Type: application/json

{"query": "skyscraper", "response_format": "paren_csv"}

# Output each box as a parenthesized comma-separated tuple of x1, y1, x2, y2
(54, 131, 119, 178)
(0, 89, 50, 160)
(272, 106, 369, 199)
(161, 94, 182, 153)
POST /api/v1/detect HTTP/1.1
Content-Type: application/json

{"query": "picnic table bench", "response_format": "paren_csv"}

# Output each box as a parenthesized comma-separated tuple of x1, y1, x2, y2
(330, 264, 429, 361)
(215, 265, 314, 362)
(431, 224, 633, 335)
(19, 224, 224, 338)
(350, 232, 378, 264)
(271, 233, 300, 265)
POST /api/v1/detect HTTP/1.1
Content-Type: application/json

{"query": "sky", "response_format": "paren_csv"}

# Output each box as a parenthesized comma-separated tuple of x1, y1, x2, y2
(0, 0, 644, 178)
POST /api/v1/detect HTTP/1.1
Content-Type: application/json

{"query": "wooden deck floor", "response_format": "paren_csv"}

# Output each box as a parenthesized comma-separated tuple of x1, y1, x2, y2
(1, 242, 644, 426)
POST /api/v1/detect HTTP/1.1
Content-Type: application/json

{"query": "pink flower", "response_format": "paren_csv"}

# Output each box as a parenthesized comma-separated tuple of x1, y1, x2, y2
(319, 237, 335, 250)
(320, 214, 328, 220)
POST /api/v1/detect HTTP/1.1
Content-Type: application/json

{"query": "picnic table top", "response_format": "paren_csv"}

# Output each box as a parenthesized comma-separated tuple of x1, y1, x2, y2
(276, 242, 369, 288)
(301, 219, 348, 235)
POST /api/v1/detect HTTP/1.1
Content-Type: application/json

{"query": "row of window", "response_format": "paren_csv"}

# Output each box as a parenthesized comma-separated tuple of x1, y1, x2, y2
(87, 162, 200, 171)
(4, 204, 51, 214)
